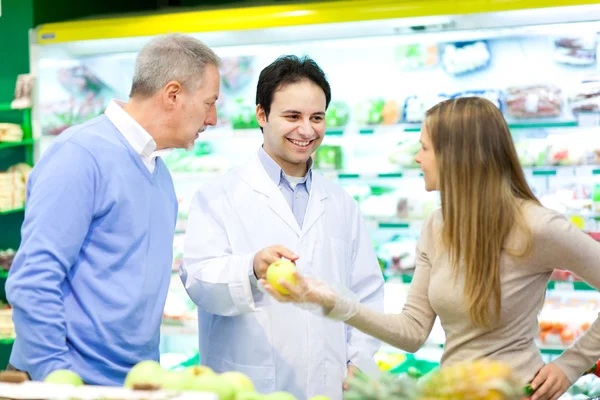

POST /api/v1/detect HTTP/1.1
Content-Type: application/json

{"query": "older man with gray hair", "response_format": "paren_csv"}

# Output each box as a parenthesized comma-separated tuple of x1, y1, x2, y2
(5, 33, 221, 386)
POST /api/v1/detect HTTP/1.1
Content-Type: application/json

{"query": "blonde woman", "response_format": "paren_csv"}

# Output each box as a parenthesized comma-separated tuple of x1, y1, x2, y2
(262, 97, 600, 400)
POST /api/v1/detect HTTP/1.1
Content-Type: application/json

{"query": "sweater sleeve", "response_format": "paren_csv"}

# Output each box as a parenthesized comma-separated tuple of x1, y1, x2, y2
(5, 141, 98, 380)
(533, 208, 600, 383)
(345, 212, 439, 353)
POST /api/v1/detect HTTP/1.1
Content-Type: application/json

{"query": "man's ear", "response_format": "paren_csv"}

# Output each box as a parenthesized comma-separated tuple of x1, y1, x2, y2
(256, 104, 268, 128)
(162, 80, 183, 109)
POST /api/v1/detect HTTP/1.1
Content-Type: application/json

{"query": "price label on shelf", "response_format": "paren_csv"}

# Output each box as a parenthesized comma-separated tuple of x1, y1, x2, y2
(553, 281, 575, 291)
(577, 112, 600, 128)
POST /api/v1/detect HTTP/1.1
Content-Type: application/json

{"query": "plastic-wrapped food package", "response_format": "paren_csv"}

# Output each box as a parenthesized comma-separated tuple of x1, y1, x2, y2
(376, 236, 418, 275)
(441, 41, 491, 76)
(0, 123, 23, 142)
(538, 296, 598, 347)
(514, 138, 549, 167)
(389, 138, 421, 168)
(505, 84, 562, 118)
(569, 80, 600, 113)
(325, 100, 351, 127)
(403, 94, 450, 123)
(451, 90, 503, 110)
(395, 43, 439, 71)
(553, 37, 597, 66)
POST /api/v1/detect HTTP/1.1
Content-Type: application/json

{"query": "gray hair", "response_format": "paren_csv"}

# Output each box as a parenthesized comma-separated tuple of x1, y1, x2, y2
(129, 33, 221, 98)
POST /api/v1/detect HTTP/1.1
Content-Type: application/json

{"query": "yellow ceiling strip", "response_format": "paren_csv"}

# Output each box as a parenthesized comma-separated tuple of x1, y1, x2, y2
(36, 0, 600, 44)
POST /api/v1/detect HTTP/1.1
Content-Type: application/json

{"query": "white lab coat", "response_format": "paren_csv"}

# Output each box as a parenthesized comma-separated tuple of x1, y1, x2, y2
(180, 154, 384, 400)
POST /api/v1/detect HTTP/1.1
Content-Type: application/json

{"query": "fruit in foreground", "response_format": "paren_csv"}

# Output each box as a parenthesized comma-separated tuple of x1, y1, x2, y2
(220, 371, 256, 393)
(44, 370, 84, 386)
(266, 260, 297, 295)
(343, 359, 522, 400)
(420, 360, 523, 400)
(190, 375, 235, 400)
(266, 392, 297, 400)
(237, 392, 266, 400)
(124, 360, 164, 389)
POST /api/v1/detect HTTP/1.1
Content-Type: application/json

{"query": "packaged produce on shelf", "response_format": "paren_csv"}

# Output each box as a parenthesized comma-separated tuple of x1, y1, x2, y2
(359, 188, 438, 221)
(0, 305, 14, 340)
(220, 56, 256, 94)
(381, 100, 401, 125)
(162, 274, 197, 324)
(313, 145, 343, 170)
(163, 142, 231, 173)
(546, 135, 598, 166)
(440, 41, 491, 76)
(514, 138, 549, 167)
(538, 294, 598, 347)
(0, 163, 31, 211)
(395, 43, 439, 71)
(355, 98, 386, 126)
(451, 89, 503, 110)
(376, 235, 418, 276)
(403, 94, 450, 123)
(562, 373, 600, 399)
(505, 84, 563, 118)
(0, 249, 15, 272)
(389, 138, 421, 168)
(553, 37, 597, 66)
(325, 100, 351, 128)
(230, 98, 260, 130)
(569, 79, 600, 113)
(0, 123, 23, 142)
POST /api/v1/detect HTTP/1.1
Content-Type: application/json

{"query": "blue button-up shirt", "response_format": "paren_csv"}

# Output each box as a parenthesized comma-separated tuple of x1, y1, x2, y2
(257, 146, 312, 229)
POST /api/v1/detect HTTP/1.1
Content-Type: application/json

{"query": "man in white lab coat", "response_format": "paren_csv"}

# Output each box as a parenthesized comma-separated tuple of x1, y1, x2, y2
(181, 55, 384, 400)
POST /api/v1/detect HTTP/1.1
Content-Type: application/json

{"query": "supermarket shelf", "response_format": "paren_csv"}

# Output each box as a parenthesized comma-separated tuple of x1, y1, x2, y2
(0, 207, 25, 216)
(170, 166, 600, 183)
(0, 138, 36, 150)
(547, 281, 597, 291)
(538, 346, 567, 355)
(403, 119, 579, 133)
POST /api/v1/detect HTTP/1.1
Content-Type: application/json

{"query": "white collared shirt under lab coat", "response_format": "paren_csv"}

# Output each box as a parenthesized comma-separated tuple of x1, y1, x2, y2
(180, 153, 384, 400)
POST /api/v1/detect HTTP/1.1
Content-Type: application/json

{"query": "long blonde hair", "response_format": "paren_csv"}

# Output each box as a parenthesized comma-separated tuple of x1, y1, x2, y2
(425, 97, 540, 328)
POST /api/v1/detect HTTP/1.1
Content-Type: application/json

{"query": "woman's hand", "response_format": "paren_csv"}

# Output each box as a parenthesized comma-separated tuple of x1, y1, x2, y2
(530, 363, 570, 400)
(260, 271, 337, 311)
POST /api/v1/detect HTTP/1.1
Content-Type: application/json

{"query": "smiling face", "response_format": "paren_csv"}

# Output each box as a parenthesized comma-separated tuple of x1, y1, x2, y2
(414, 121, 439, 192)
(256, 79, 326, 176)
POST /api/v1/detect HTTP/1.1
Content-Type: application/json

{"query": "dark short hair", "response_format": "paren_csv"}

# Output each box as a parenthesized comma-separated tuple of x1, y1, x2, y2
(256, 55, 331, 119)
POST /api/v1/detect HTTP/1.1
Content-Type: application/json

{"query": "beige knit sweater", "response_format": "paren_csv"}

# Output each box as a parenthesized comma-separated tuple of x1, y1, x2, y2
(348, 204, 600, 384)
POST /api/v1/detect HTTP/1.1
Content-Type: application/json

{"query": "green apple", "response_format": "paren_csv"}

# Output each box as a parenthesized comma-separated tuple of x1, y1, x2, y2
(265, 392, 297, 400)
(266, 260, 297, 295)
(189, 375, 235, 400)
(160, 370, 190, 391)
(44, 370, 83, 386)
(220, 371, 255, 393)
(183, 365, 216, 379)
(236, 392, 266, 400)
(124, 360, 164, 389)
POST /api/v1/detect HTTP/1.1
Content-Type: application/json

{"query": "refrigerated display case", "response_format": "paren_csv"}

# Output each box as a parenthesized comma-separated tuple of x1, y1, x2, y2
(27, 0, 600, 369)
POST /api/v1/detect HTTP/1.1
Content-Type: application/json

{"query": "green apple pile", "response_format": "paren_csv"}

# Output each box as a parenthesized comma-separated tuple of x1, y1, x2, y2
(124, 360, 331, 400)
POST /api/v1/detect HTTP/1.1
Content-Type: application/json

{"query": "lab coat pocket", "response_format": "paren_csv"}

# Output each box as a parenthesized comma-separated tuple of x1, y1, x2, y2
(324, 360, 345, 400)
(329, 238, 351, 285)
(221, 358, 276, 394)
